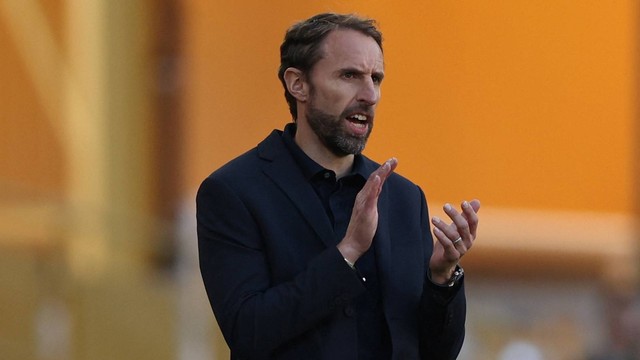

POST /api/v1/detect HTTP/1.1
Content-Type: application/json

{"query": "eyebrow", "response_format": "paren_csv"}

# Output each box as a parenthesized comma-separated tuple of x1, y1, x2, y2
(373, 70, 385, 81)
(339, 67, 385, 80)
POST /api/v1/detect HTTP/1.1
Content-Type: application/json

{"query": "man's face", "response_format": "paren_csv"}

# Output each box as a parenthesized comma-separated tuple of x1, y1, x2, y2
(303, 29, 384, 157)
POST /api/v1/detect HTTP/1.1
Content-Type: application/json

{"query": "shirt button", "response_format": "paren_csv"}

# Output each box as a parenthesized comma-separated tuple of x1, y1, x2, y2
(344, 306, 356, 317)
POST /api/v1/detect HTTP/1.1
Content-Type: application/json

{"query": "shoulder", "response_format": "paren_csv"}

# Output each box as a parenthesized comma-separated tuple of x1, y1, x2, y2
(209, 147, 261, 181)
(360, 155, 423, 195)
(202, 129, 285, 183)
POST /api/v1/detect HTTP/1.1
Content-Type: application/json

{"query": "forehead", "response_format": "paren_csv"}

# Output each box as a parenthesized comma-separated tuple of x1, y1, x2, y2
(316, 29, 384, 71)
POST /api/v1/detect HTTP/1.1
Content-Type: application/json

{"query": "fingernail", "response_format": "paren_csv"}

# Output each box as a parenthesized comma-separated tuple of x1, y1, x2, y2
(444, 203, 452, 211)
(432, 216, 441, 224)
(462, 201, 469, 208)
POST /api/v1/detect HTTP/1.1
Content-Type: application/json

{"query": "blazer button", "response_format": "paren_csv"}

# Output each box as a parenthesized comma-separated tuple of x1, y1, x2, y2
(343, 305, 356, 317)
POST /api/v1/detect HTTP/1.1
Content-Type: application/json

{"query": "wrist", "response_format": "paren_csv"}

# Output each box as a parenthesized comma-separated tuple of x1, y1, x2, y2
(430, 268, 455, 285)
(429, 265, 464, 287)
(343, 257, 356, 269)
(337, 241, 363, 265)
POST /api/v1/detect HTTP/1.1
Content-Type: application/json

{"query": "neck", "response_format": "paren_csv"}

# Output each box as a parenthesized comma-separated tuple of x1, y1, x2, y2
(294, 122, 354, 178)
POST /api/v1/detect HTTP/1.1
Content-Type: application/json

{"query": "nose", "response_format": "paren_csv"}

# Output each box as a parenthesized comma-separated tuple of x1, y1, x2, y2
(357, 78, 380, 106)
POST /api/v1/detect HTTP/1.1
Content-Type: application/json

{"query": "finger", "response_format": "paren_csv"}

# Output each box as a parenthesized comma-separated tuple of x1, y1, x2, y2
(432, 227, 457, 252)
(461, 200, 479, 238)
(443, 203, 472, 245)
(433, 227, 466, 257)
(431, 215, 461, 244)
(376, 157, 398, 185)
(470, 199, 481, 213)
(357, 174, 381, 209)
(366, 158, 397, 198)
(361, 161, 388, 199)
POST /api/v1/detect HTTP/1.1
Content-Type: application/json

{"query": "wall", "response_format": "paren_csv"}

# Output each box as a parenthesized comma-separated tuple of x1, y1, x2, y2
(179, 1, 638, 357)
(0, 0, 637, 359)
(180, 1, 638, 277)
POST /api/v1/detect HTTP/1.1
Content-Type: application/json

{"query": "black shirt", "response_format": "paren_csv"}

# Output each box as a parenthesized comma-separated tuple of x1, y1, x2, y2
(282, 123, 392, 359)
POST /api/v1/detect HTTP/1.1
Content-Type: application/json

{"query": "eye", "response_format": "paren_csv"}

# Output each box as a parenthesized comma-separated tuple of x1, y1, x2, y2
(343, 72, 355, 79)
(372, 73, 384, 85)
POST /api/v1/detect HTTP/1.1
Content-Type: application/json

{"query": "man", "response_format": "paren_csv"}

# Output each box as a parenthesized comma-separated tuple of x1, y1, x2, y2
(197, 13, 480, 359)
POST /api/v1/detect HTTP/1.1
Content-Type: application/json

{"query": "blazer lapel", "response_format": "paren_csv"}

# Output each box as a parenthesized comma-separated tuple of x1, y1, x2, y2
(374, 183, 392, 303)
(258, 130, 336, 248)
(354, 157, 392, 297)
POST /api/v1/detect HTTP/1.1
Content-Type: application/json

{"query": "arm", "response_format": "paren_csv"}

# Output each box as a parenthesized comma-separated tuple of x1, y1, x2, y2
(197, 158, 398, 357)
(197, 176, 365, 358)
(338, 158, 398, 266)
(420, 196, 481, 359)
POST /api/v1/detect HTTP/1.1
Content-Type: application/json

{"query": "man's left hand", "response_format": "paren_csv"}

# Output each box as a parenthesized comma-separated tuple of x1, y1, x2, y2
(429, 200, 481, 285)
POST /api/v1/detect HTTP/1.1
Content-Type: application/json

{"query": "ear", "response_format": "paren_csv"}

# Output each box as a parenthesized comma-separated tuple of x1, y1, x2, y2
(283, 67, 308, 102)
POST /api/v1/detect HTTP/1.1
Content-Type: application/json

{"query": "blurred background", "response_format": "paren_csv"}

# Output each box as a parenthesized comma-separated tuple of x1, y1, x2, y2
(1, 1, 638, 359)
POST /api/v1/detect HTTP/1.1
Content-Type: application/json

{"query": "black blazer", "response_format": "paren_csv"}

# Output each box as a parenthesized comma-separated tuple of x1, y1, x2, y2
(197, 128, 466, 360)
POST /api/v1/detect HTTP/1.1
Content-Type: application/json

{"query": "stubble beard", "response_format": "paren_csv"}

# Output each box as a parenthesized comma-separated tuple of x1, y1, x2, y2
(305, 96, 373, 158)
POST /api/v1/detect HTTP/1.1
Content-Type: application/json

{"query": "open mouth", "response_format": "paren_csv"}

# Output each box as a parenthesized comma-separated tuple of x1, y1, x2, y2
(345, 113, 370, 136)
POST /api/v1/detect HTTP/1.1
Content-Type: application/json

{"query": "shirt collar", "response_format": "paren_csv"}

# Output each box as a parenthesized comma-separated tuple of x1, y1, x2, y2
(282, 123, 368, 181)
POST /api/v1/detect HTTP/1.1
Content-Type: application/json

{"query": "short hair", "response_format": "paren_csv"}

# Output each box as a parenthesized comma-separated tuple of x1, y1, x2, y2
(278, 13, 383, 120)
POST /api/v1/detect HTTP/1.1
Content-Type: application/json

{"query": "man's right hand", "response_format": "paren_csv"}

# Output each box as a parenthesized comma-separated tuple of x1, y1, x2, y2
(338, 157, 398, 264)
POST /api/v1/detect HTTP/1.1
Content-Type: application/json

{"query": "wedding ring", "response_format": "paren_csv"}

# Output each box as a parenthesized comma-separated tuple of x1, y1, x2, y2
(453, 237, 463, 244)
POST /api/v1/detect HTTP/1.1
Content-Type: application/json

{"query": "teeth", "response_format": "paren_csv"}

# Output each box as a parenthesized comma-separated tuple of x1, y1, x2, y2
(350, 114, 367, 121)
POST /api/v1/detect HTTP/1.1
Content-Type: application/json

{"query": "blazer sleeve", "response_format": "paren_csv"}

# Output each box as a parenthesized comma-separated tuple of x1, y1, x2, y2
(196, 175, 366, 358)
(417, 188, 466, 360)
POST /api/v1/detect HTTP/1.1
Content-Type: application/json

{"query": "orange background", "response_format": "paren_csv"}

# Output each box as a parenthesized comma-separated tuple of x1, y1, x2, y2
(181, 1, 637, 214)
(0, 1, 638, 359)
